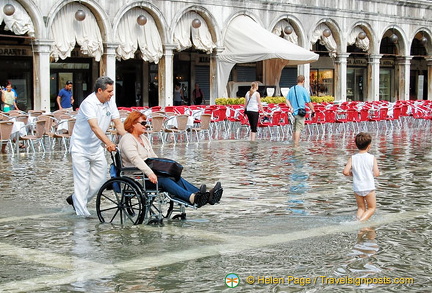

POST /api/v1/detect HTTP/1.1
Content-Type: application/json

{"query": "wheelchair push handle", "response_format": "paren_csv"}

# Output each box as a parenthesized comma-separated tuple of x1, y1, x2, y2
(106, 142, 117, 152)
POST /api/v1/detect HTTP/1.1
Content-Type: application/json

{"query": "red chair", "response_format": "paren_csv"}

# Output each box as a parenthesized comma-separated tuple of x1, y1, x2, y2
(345, 109, 361, 132)
(235, 109, 250, 139)
(131, 106, 146, 111)
(411, 102, 432, 127)
(314, 109, 328, 135)
(324, 109, 337, 133)
(164, 106, 175, 113)
(226, 106, 244, 137)
(258, 110, 284, 140)
(173, 106, 187, 114)
(279, 110, 291, 139)
(334, 107, 349, 132)
(387, 106, 402, 128)
(304, 109, 319, 135)
(368, 107, 389, 131)
(358, 105, 372, 131)
(211, 106, 228, 138)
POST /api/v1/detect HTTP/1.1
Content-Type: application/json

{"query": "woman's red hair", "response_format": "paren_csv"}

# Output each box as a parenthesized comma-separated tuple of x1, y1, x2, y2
(123, 111, 146, 133)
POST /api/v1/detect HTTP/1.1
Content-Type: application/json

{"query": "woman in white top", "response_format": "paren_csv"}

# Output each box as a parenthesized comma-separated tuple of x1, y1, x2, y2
(244, 81, 264, 141)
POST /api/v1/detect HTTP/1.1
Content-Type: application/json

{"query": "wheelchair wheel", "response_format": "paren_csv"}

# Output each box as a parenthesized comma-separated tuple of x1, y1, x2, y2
(96, 177, 146, 225)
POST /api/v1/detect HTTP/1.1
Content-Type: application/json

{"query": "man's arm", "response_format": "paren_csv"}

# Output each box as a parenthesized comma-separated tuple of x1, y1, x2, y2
(87, 118, 117, 152)
(307, 102, 315, 113)
(112, 118, 126, 136)
(57, 96, 62, 109)
(285, 96, 293, 113)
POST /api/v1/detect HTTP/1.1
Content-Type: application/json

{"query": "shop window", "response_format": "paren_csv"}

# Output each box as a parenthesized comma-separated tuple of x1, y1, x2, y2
(379, 68, 393, 101)
(310, 69, 334, 96)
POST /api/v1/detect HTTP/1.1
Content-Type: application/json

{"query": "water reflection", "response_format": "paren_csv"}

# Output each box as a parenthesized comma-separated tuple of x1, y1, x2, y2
(287, 152, 311, 215)
(336, 226, 381, 281)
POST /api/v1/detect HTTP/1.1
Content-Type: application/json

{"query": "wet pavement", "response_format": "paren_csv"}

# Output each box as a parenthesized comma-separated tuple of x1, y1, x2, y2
(0, 120, 431, 292)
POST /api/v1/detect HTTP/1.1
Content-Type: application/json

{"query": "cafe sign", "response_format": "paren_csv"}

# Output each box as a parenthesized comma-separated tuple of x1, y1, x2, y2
(347, 58, 368, 66)
(0, 46, 31, 56)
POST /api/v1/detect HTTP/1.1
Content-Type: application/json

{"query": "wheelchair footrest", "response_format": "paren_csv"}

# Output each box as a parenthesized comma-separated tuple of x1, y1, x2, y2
(166, 194, 196, 209)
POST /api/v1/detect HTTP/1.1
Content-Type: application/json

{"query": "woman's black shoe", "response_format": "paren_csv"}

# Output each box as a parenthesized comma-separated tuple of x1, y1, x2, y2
(199, 184, 206, 194)
(208, 182, 223, 205)
(194, 191, 209, 208)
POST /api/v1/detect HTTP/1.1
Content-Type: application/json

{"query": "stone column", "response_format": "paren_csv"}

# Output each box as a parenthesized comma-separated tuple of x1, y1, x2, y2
(102, 42, 118, 81)
(298, 63, 311, 93)
(334, 53, 349, 101)
(396, 56, 412, 101)
(32, 39, 53, 111)
(210, 47, 224, 105)
(367, 54, 382, 101)
(426, 57, 432, 100)
(159, 44, 175, 107)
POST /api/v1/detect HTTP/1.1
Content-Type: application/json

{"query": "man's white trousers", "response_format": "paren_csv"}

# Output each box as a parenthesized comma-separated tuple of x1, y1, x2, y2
(71, 149, 107, 216)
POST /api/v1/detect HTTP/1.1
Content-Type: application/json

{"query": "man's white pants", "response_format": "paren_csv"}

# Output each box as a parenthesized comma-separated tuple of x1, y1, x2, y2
(71, 149, 107, 216)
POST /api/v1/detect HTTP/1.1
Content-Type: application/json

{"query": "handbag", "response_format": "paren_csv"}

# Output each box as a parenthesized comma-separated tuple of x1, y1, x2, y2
(294, 86, 307, 117)
(244, 92, 252, 115)
(145, 157, 183, 181)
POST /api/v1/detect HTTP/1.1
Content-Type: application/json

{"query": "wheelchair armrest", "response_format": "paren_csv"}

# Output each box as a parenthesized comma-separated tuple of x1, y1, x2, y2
(120, 167, 142, 172)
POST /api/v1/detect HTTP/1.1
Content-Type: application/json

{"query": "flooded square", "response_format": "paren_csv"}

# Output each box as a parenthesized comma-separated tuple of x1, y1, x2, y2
(0, 121, 431, 292)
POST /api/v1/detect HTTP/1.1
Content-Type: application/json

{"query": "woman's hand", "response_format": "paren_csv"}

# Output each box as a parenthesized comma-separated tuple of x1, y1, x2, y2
(149, 173, 158, 184)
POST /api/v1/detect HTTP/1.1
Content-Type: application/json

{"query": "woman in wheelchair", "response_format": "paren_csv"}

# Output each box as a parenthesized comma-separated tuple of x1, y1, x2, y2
(118, 111, 223, 207)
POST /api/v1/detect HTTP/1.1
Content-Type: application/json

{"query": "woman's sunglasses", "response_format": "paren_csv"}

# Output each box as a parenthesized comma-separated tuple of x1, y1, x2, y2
(137, 121, 147, 126)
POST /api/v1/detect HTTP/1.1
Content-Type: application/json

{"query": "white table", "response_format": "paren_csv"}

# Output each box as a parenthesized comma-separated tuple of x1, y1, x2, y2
(165, 115, 194, 129)
(56, 119, 70, 132)
(10, 120, 26, 153)
(191, 109, 204, 120)
(11, 121, 26, 136)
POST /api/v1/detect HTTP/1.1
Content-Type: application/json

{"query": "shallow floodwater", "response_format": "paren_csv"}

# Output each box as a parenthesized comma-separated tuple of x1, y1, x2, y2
(0, 120, 431, 292)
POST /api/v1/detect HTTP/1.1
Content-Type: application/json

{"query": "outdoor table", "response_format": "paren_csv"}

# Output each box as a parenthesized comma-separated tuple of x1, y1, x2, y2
(10, 120, 26, 153)
(165, 115, 194, 129)
(56, 119, 70, 133)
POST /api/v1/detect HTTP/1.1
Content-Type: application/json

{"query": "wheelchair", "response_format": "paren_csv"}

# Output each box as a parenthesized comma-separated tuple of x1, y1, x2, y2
(96, 149, 195, 225)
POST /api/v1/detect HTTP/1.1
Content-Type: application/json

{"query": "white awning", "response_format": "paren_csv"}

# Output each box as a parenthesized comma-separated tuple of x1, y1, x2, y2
(115, 8, 163, 63)
(173, 12, 215, 53)
(50, 3, 103, 62)
(217, 16, 318, 97)
(0, 0, 34, 37)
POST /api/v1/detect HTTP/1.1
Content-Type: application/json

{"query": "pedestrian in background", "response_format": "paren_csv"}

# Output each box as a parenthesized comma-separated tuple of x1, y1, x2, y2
(192, 83, 204, 105)
(244, 81, 264, 141)
(285, 75, 315, 145)
(57, 80, 74, 110)
(1, 83, 19, 111)
(173, 82, 184, 106)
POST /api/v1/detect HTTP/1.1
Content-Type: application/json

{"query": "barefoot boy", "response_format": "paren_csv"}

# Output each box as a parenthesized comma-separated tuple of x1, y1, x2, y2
(343, 132, 380, 221)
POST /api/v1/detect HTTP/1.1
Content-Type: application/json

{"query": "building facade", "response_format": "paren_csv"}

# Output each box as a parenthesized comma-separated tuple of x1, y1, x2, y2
(1, 0, 431, 111)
